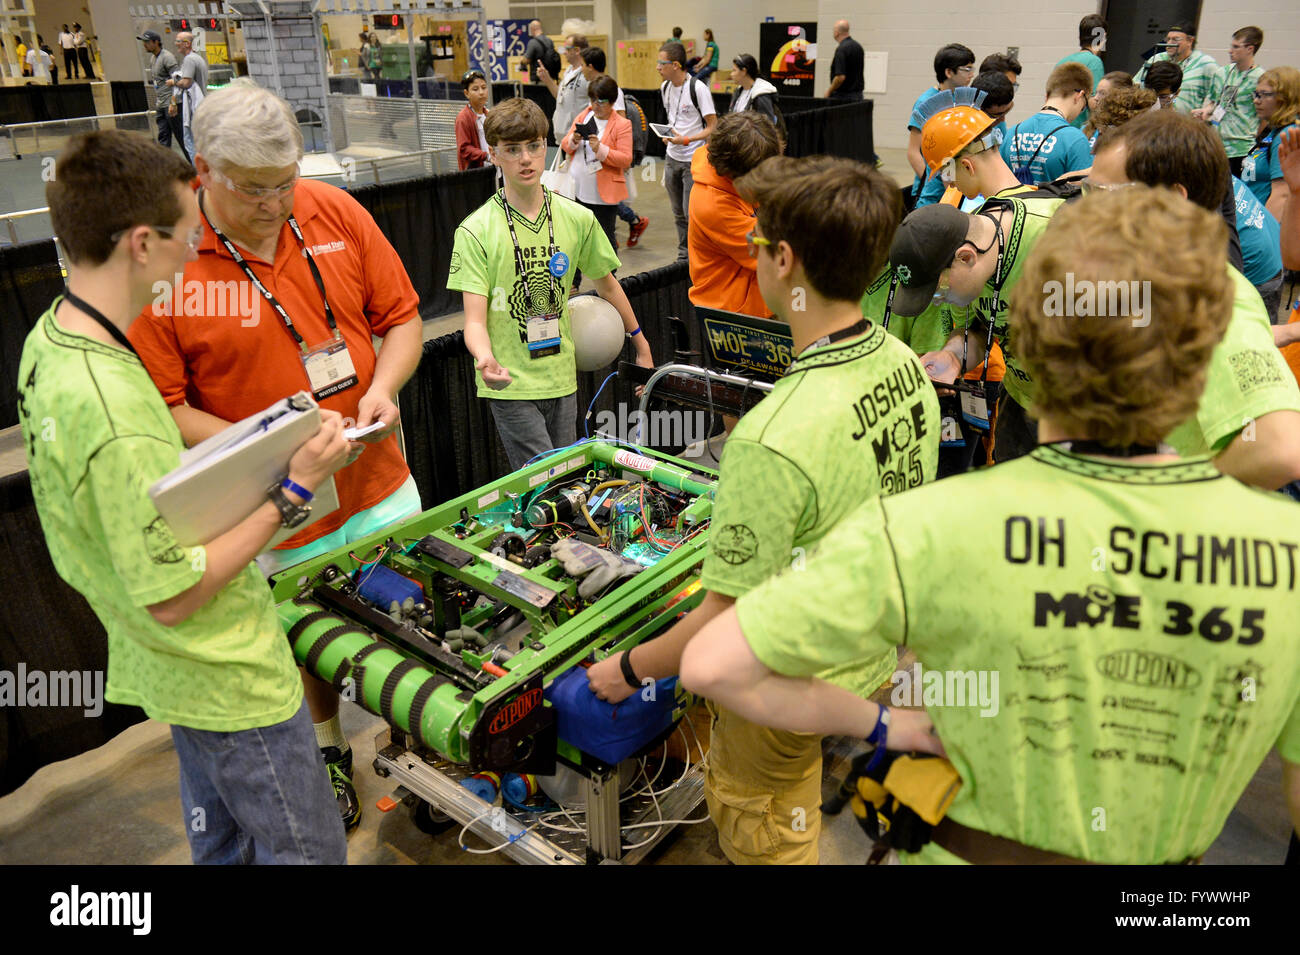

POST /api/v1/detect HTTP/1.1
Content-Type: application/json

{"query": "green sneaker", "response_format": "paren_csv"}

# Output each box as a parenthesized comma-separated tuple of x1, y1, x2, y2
(321, 746, 361, 832)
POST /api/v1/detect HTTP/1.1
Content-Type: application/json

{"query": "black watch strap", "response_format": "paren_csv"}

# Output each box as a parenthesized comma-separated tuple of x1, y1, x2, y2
(267, 483, 311, 528)
(619, 649, 641, 690)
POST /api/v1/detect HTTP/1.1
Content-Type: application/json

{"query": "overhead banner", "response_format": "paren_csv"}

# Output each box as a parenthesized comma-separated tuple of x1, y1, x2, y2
(759, 21, 816, 97)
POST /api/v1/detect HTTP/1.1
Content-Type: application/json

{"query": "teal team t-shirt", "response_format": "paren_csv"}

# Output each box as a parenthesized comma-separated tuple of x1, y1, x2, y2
(702, 324, 941, 695)
(1241, 123, 1297, 208)
(448, 188, 622, 400)
(17, 303, 302, 732)
(737, 446, 1300, 864)
(1000, 112, 1092, 185)
(1056, 50, 1104, 129)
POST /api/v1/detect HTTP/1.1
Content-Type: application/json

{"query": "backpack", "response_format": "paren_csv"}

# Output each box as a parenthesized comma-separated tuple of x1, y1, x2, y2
(542, 41, 562, 82)
(623, 92, 649, 166)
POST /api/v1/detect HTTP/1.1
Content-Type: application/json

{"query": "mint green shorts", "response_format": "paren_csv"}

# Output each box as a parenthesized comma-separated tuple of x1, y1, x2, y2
(255, 475, 421, 577)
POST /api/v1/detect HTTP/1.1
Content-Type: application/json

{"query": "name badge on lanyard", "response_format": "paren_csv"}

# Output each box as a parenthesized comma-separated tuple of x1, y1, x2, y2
(200, 192, 359, 401)
(505, 192, 566, 360)
(303, 336, 359, 399)
(960, 384, 991, 431)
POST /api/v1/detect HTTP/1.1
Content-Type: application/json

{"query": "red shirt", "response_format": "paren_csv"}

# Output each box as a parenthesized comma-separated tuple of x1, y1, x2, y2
(129, 178, 420, 548)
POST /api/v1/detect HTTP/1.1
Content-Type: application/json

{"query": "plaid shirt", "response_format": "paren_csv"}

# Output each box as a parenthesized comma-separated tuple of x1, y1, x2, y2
(1136, 50, 1220, 115)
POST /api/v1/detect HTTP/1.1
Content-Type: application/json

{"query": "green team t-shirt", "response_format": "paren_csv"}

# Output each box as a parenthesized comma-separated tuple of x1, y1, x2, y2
(737, 445, 1300, 864)
(1206, 64, 1263, 159)
(17, 303, 302, 732)
(860, 267, 953, 356)
(953, 195, 1066, 410)
(448, 188, 621, 400)
(1165, 266, 1300, 456)
(702, 323, 941, 696)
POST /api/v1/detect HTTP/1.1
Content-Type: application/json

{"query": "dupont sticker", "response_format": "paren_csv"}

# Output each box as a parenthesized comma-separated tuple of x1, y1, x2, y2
(477, 489, 500, 509)
(614, 449, 655, 472)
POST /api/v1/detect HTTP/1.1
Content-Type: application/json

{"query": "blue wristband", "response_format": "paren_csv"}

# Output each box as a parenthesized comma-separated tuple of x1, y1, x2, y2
(281, 478, 313, 503)
(627, 326, 642, 338)
(863, 707, 890, 774)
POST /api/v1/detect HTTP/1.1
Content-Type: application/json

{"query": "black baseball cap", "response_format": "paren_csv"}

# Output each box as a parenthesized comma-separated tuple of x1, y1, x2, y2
(888, 204, 972, 317)
(137, 30, 162, 43)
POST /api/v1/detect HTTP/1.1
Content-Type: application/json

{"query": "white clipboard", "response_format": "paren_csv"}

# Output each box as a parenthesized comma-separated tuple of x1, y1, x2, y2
(149, 392, 339, 547)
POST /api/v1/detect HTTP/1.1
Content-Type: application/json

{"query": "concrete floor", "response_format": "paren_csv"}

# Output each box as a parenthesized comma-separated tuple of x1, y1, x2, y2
(2, 147, 1294, 865)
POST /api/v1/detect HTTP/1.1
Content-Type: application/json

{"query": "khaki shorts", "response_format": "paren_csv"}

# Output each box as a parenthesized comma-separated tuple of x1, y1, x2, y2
(704, 700, 822, 865)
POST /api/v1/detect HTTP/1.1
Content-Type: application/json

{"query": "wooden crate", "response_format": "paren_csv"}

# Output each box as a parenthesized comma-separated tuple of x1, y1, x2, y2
(616, 38, 695, 90)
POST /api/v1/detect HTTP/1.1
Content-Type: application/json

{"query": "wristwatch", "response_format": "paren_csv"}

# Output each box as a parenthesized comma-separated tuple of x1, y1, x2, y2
(267, 481, 312, 528)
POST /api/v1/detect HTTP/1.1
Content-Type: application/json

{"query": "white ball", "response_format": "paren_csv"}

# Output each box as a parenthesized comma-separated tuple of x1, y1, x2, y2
(568, 295, 626, 371)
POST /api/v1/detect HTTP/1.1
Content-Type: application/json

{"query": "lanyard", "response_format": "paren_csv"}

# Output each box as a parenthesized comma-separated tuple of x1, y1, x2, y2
(961, 205, 1008, 383)
(668, 81, 692, 130)
(501, 187, 563, 310)
(61, 291, 139, 357)
(793, 318, 870, 365)
(880, 272, 899, 331)
(198, 190, 338, 352)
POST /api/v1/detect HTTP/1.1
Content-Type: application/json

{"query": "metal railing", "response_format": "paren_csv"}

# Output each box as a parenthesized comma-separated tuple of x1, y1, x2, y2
(0, 207, 55, 247)
(0, 111, 153, 159)
(0, 149, 458, 244)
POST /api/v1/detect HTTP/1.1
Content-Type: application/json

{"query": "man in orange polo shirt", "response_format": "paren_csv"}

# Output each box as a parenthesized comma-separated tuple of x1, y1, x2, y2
(129, 81, 424, 834)
(687, 111, 783, 318)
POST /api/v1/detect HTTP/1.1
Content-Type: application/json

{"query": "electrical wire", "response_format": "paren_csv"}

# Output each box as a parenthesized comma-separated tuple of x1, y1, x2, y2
(457, 805, 542, 855)
(585, 371, 619, 438)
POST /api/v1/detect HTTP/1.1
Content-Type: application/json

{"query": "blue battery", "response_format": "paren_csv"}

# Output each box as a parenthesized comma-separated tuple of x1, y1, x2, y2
(356, 563, 423, 610)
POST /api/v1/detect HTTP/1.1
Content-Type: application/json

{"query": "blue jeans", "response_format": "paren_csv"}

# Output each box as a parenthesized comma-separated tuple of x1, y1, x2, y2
(183, 123, 196, 160)
(616, 201, 638, 224)
(693, 65, 716, 85)
(488, 392, 579, 472)
(171, 699, 347, 864)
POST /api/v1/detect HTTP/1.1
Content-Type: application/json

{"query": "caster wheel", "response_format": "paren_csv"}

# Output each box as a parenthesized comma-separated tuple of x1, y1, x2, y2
(411, 799, 455, 835)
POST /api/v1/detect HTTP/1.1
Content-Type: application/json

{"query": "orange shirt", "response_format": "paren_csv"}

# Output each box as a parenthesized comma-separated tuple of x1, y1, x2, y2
(686, 146, 771, 318)
(129, 179, 420, 548)
(1283, 305, 1300, 387)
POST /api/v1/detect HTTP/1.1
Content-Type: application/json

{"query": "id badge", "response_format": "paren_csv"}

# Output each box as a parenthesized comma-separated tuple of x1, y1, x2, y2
(526, 312, 562, 358)
(1210, 103, 1227, 124)
(1241, 155, 1256, 182)
(302, 337, 359, 399)
(960, 385, 991, 431)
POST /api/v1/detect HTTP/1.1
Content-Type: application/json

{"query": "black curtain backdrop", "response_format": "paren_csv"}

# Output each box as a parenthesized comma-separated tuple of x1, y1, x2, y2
(109, 80, 150, 115)
(398, 260, 696, 506)
(784, 98, 875, 163)
(348, 166, 497, 321)
(0, 240, 65, 428)
(0, 471, 146, 797)
(0, 84, 97, 126)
